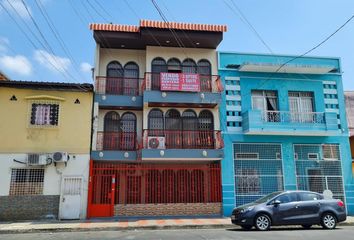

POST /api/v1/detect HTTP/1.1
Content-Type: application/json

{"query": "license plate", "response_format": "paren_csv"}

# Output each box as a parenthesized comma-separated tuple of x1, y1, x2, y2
(231, 215, 236, 220)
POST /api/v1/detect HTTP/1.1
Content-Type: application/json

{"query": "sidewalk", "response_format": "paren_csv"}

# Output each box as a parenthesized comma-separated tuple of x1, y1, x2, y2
(0, 216, 353, 234)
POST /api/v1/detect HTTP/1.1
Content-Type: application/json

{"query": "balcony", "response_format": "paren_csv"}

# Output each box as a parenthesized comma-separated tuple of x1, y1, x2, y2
(242, 110, 339, 136)
(94, 76, 143, 109)
(141, 130, 224, 161)
(91, 131, 138, 161)
(143, 72, 223, 107)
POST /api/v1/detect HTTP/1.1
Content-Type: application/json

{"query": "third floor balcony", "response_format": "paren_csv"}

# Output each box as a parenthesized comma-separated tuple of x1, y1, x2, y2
(143, 72, 223, 108)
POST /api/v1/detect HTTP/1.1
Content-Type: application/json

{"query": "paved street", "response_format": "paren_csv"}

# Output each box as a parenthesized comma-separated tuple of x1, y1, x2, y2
(1, 226, 354, 240)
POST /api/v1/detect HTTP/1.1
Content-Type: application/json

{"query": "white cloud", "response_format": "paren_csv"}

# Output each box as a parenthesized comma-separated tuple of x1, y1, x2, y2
(0, 37, 9, 52)
(80, 62, 92, 73)
(34, 49, 71, 73)
(1, 0, 32, 19)
(0, 54, 32, 76)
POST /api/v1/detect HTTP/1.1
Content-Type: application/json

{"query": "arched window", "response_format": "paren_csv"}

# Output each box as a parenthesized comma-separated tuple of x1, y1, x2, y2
(199, 110, 214, 130)
(198, 110, 214, 149)
(151, 57, 167, 90)
(103, 111, 120, 150)
(106, 61, 123, 94)
(167, 58, 181, 73)
(104, 111, 120, 132)
(182, 110, 198, 148)
(148, 109, 164, 136)
(165, 109, 182, 148)
(182, 58, 197, 74)
(120, 112, 137, 150)
(197, 59, 211, 75)
(198, 59, 212, 92)
(124, 62, 139, 95)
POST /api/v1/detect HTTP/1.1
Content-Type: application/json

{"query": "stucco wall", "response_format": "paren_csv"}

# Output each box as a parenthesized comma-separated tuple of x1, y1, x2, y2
(0, 153, 90, 219)
(0, 87, 93, 154)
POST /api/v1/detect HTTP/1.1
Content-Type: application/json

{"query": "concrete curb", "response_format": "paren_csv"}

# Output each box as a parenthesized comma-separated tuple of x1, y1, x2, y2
(0, 222, 353, 234)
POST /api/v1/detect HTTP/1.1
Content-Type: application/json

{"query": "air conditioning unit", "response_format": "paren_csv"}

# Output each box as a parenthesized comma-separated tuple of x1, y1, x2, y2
(51, 152, 68, 163)
(147, 136, 165, 149)
(27, 153, 48, 166)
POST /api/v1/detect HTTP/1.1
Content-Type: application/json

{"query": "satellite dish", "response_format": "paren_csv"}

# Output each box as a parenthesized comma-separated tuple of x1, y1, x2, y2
(323, 190, 333, 199)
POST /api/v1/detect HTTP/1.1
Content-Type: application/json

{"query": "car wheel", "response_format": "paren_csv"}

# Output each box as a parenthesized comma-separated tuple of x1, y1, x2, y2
(241, 225, 253, 230)
(302, 225, 312, 229)
(255, 214, 271, 231)
(321, 213, 337, 229)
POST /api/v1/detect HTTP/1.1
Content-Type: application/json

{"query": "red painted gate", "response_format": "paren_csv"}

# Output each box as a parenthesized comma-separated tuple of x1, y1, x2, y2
(87, 160, 116, 217)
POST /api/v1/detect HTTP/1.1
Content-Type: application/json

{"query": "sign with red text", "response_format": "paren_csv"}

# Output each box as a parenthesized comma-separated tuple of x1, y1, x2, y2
(160, 72, 200, 92)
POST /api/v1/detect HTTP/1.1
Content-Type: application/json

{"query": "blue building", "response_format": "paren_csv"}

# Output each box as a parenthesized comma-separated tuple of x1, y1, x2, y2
(218, 52, 354, 216)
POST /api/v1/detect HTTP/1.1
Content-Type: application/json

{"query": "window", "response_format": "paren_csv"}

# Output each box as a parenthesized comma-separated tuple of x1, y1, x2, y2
(182, 58, 197, 74)
(299, 192, 323, 201)
(167, 58, 181, 73)
(30, 102, 59, 127)
(148, 109, 164, 136)
(289, 91, 315, 123)
(308, 153, 319, 160)
(251, 90, 278, 122)
(236, 169, 260, 194)
(235, 153, 259, 160)
(322, 144, 340, 160)
(274, 193, 298, 204)
(9, 169, 44, 195)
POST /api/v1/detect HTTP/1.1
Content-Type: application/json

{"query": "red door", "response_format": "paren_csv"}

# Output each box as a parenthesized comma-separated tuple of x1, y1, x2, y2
(88, 175, 115, 218)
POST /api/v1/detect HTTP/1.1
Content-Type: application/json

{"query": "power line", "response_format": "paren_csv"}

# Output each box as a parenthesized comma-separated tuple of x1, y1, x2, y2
(93, 0, 115, 22)
(34, 0, 87, 81)
(20, 0, 80, 82)
(1, 0, 73, 82)
(86, 0, 110, 23)
(223, 0, 273, 54)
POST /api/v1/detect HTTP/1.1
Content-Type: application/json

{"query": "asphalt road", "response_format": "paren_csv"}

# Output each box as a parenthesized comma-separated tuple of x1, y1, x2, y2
(1, 226, 354, 240)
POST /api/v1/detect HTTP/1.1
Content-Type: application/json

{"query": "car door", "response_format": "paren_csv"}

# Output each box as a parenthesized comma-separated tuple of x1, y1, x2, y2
(296, 192, 322, 224)
(271, 192, 300, 225)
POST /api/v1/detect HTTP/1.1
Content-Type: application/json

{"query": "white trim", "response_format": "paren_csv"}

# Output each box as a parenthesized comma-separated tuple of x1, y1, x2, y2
(226, 116, 242, 122)
(324, 99, 339, 104)
(225, 85, 240, 91)
(226, 95, 241, 101)
(226, 105, 241, 111)
(224, 76, 240, 81)
(323, 81, 337, 85)
(323, 89, 337, 95)
(325, 109, 339, 114)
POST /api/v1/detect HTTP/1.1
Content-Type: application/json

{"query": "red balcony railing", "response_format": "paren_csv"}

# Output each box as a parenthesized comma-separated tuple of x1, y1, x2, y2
(143, 130, 223, 149)
(96, 131, 137, 151)
(95, 76, 144, 95)
(143, 73, 223, 93)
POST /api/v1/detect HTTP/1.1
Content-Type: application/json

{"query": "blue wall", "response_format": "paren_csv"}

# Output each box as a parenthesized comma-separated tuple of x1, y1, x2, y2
(218, 52, 354, 216)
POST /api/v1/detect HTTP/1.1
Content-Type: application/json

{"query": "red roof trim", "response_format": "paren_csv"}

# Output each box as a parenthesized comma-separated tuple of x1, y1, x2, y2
(89, 20, 227, 33)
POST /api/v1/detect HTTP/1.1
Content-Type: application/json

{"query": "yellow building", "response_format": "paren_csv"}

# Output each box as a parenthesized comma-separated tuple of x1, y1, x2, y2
(0, 80, 93, 221)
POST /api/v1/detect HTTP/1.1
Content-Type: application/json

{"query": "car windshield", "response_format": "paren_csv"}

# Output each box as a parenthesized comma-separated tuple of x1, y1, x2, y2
(253, 192, 282, 204)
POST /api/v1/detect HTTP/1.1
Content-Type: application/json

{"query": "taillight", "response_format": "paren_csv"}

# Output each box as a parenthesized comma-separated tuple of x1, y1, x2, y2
(337, 200, 344, 207)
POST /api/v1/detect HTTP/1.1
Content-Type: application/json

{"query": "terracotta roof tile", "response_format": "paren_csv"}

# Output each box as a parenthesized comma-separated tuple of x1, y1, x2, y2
(140, 20, 227, 32)
(89, 20, 227, 33)
(89, 23, 139, 32)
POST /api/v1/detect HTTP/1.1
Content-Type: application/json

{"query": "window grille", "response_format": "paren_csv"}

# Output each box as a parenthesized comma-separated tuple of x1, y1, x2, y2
(9, 169, 44, 195)
(29, 100, 59, 127)
(294, 144, 344, 201)
(234, 143, 284, 206)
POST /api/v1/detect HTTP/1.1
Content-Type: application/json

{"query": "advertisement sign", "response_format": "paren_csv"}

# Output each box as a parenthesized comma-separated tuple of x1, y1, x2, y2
(160, 72, 200, 92)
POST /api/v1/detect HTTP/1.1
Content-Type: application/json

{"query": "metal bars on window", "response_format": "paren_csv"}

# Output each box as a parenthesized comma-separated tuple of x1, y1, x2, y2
(294, 144, 345, 201)
(9, 169, 44, 195)
(234, 143, 284, 206)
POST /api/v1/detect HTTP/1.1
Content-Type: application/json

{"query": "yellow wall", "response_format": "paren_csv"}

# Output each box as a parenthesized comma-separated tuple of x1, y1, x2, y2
(0, 87, 93, 154)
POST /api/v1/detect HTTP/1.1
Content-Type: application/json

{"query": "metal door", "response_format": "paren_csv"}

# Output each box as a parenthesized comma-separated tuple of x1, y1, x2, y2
(59, 176, 83, 220)
(88, 175, 115, 218)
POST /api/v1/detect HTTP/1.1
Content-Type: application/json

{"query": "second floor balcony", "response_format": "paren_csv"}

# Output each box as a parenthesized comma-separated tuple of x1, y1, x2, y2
(242, 110, 339, 136)
(94, 76, 143, 108)
(143, 72, 223, 107)
(141, 129, 224, 161)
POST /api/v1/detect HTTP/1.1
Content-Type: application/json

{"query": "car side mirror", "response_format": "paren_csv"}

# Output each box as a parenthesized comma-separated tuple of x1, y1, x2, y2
(273, 200, 281, 206)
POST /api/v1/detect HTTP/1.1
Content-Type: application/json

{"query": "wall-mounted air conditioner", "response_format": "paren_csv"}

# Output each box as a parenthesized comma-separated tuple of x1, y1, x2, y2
(50, 152, 69, 163)
(147, 136, 165, 149)
(27, 153, 48, 166)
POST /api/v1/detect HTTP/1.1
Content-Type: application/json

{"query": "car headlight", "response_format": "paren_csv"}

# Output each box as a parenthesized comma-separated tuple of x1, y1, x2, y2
(240, 206, 254, 213)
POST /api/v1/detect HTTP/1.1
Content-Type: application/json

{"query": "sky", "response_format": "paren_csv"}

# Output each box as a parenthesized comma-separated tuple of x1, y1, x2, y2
(0, 0, 354, 89)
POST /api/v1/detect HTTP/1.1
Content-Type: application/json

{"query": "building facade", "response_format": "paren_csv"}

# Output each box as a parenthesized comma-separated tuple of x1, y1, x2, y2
(88, 20, 225, 217)
(345, 92, 354, 173)
(219, 52, 354, 216)
(0, 81, 93, 220)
